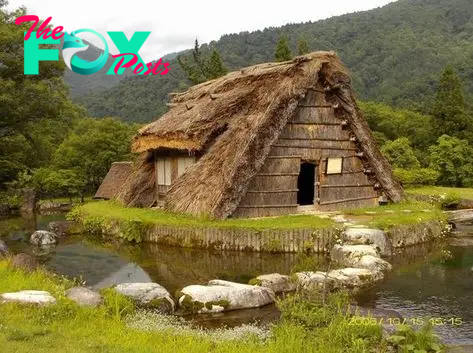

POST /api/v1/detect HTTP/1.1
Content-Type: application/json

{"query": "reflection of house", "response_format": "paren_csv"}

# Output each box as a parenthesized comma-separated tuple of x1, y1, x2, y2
(94, 162, 133, 200)
(102, 52, 403, 218)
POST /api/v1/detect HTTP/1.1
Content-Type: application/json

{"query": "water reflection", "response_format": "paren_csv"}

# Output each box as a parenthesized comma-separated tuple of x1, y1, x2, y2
(1, 214, 473, 344)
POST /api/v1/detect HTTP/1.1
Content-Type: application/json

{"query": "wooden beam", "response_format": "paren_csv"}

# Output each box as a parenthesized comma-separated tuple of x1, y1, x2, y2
(272, 144, 357, 151)
(319, 196, 378, 206)
(287, 122, 342, 126)
(237, 204, 299, 209)
(246, 189, 298, 194)
(320, 184, 374, 188)
(267, 155, 302, 159)
(278, 137, 351, 142)
(166, 103, 179, 108)
(256, 173, 299, 176)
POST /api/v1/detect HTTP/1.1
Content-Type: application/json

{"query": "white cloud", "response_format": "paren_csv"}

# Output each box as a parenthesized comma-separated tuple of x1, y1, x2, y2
(8, 0, 395, 61)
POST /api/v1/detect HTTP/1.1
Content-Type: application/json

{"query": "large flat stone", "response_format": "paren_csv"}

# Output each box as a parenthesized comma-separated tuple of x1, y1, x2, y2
(66, 287, 103, 307)
(342, 228, 393, 256)
(1, 290, 56, 305)
(114, 282, 174, 313)
(252, 273, 296, 293)
(331, 244, 379, 263)
(327, 268, 384, 287)
(178, 279, 275, 314)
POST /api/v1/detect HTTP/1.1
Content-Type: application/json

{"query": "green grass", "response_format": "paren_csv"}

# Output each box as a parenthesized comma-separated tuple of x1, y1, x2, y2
(344, 201, 447, 229)
(71, 201, 334, 230)
(0, 260, 442, 353)
(406, 186, 473, 200)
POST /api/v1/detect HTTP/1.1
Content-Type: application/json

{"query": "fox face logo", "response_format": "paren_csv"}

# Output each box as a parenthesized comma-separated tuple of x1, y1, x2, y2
(62, 32, 89, 71)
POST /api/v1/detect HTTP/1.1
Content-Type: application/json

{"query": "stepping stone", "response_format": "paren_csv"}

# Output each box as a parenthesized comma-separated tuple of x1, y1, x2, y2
(178, 279, 275, 314)
(342, 228, 393, 256)
(1, 290, 56, 305)
(114, 282, 174, 314)
(251, 273, 296, 293)
(66, 287, 103, 307)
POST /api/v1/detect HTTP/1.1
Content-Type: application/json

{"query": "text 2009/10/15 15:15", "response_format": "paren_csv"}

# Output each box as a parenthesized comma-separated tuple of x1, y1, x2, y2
(348, 317, 464, 326)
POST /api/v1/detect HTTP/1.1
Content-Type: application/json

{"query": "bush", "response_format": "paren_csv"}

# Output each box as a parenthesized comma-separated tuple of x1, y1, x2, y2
(393, 168, 440, 186)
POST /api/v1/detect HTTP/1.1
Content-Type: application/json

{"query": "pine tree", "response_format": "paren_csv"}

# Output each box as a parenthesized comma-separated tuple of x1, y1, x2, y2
(275, 35, 292, 62)
(205, 50, 228, 80)
(432, 66, 472, 139)
(177, 40, 227, 85)
(297, 38, 310, 55)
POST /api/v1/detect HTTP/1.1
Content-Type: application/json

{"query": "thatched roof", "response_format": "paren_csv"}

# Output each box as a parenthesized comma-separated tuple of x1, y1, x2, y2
(121, 52, 403, 218)
(94, 162, 133, 200)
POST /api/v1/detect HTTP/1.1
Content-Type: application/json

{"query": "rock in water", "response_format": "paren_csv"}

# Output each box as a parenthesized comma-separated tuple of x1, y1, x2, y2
(114, 282, 175, 314)
(350, 255, 392, 273)
(1, 290, 56, 305)
(178, 279, 275, 314)
(342, 228, 393, 256)
(48, 221, 76, 237)
(0, 240, 10, 258)
(10, 253, 38, 272)
(66, 287, 103, 307)
(331, 244, 379, 263)
(30, 230, 58, 246)
(251, 273, 297, 293)
(295, 268, 384, 291)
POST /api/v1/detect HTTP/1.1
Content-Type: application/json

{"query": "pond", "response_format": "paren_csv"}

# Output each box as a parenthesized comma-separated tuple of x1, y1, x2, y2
(1, 214, 472, 344)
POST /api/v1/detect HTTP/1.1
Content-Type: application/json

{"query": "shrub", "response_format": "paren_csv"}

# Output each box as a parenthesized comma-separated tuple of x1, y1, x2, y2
(393, 168, 440, 186)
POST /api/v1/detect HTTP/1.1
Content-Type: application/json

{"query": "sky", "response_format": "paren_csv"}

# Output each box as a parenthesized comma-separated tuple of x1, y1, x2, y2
(8, 0, 395, 61)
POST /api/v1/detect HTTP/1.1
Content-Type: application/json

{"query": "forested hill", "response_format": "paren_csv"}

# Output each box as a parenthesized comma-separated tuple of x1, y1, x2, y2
(71, 0, 473, 123)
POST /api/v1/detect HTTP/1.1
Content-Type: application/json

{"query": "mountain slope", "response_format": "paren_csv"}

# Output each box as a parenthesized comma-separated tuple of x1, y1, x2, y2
(71, 0, 473, 122)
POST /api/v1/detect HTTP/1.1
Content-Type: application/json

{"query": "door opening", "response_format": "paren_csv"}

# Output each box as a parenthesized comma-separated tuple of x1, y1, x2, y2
(297, 162, 316, 205)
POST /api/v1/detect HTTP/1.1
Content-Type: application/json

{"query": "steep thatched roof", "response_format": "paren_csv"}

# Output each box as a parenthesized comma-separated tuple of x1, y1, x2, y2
(121, 52, 403, 218)
(94, 162, 133, 200)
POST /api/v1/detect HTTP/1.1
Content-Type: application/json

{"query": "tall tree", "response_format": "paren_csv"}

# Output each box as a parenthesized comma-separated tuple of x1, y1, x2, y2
(206, 50, 228, 80)
(432, 66, 472, 139)
(177, 40, 228, 85)
(0, 1, 83, 186)
(297, 37, 310, 55)
(275, 35, 292, 62)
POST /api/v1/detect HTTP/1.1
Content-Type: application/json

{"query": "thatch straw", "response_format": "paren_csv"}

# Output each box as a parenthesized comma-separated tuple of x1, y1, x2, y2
(94, 162, 133, 200)
(118, 51, 403, 218)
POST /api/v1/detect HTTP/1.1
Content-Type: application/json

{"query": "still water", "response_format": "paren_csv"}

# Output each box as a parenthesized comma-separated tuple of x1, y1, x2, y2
(1, 214, 472, 344)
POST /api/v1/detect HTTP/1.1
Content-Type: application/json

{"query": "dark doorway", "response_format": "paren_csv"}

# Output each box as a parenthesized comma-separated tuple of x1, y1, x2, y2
(297, 163, 316, 205)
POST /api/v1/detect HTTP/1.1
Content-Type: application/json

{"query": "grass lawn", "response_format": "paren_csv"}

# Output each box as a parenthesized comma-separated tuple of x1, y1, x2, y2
(344, 200, 446, 230)
(0, 260, 441, 353)
(71, 201, 335, 230)
(406, 186, 473, 200)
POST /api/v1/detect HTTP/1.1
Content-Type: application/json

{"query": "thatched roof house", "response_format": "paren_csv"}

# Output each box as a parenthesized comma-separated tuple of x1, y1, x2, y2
(114, 51, 403, 218)
(94, 162, 133, 200)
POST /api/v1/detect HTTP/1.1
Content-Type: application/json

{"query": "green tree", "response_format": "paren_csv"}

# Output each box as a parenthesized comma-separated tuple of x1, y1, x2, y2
(429, 135, 473, 187)
(275, 35, 292, 62)
(381, 138, 421, 169)
(177, 39, 228, 85)
(297, 37, 310, 55)
(0, 2, 83, 186)
(431, 66, 472, 139)
(30, 168, 86, 200)
(53, 118, 136, 194)
(206, 50, 228, 79)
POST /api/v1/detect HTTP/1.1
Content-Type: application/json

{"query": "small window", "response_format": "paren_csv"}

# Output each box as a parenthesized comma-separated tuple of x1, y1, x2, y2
(177, 157, 195, 177)
(157, 158, 172, 185)
(326, 157, 343, 175)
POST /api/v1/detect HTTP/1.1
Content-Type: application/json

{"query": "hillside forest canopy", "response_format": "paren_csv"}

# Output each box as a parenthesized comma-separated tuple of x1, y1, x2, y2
(1, 0, 473, 207)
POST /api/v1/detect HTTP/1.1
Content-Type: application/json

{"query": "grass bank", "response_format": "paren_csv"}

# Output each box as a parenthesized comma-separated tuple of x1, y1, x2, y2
(406, 186, 473, 200)
(70, 201, 335, 231)
(344, 201, 446, 230)
(0, 260, 443, 353)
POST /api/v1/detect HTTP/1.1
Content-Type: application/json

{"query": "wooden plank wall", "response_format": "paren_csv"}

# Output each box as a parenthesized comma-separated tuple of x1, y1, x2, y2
(233, 88, 380, 217)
